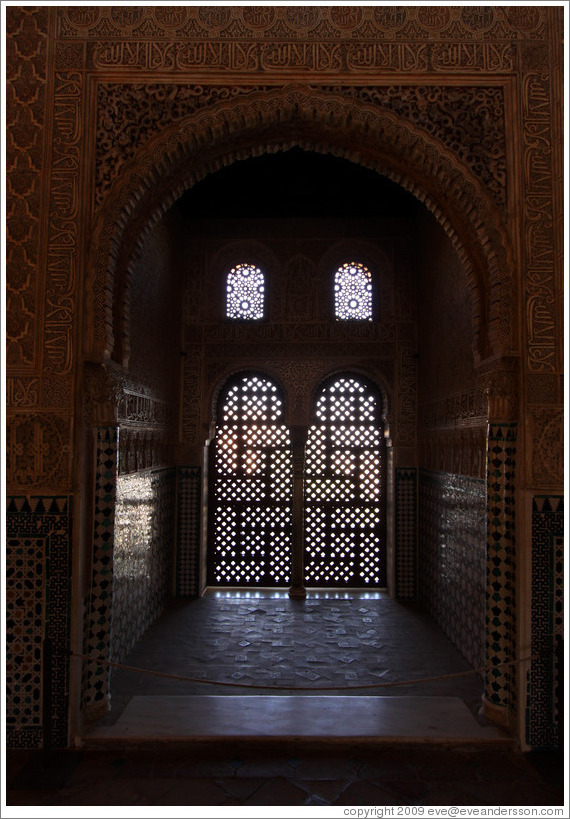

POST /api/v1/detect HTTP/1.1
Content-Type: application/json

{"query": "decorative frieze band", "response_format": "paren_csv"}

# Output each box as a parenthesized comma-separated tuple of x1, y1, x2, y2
(523, 73, 556, 373)
(85, 39, 517, 76)
(56, 6, 546, 43)
(44, 71, 82, 377)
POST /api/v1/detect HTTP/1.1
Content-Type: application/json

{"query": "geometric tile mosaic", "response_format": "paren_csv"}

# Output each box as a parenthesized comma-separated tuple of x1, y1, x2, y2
(395, 467, 417, 599)
(111, 467, 175, 663)
(418, 470, 486, 673)
(484, 423, 517, 716)
(176, 466, 202, 597)
(526, 495, 564, 750)
(5, 496, 72, 749)
(82, 427, 118, 718)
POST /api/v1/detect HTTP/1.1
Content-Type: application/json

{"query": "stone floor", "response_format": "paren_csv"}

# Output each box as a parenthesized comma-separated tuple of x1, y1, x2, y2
(92, 591, 492, 729)
(5, 744, 565, 808)
(5, 592, 566, 809)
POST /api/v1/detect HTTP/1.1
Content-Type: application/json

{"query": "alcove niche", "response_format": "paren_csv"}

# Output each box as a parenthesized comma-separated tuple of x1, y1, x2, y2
(84, 148, 487, 735)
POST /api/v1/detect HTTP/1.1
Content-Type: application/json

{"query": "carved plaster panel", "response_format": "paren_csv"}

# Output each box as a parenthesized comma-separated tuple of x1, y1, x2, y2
(523, 73, 557, 374)
(95, 84, 506, 210)
(5, 8, 48, 370)
(6, 412, 72, 489)
(56, 6, 546, 43)
(529, 408, 564, 487)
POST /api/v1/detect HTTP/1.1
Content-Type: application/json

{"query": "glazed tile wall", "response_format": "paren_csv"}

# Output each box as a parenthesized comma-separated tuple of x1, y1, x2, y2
(5, 497, 72, 749)
(526, 496, 564, 749)
(418, 471, 486, 672)
(485, 422, 517, 714)
(395, 468, 417, 599)
(82, 427, 117, 717)
(176, 467, 202, 597)
(110, 467, 175, 663)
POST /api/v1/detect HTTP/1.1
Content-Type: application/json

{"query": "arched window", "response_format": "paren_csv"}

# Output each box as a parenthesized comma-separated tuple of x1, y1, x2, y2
(304, 375, 386, 587)
(226, 263, 265, 320)
(334, 262, 373, 320)
(208, 374, 293, 586)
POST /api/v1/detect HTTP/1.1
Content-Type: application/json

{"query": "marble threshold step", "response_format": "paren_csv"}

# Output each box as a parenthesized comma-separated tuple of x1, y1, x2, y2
(85, 695, 511, 745)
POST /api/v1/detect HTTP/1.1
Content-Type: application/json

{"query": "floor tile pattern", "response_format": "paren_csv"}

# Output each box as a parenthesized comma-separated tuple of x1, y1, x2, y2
(6, 745, 564, 807)
(91, 594, 488, 728)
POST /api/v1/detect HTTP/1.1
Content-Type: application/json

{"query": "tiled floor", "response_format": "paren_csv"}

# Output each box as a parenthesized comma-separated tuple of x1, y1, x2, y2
(6, 744, 565, 807)
(6, 592, 566, 809)
(91, 591, 493, 732)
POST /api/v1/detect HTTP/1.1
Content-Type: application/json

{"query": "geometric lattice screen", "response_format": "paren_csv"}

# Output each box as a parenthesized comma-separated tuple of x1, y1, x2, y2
(334, 262, 373, 320)
(226, 263, 265, 320)
(208, 373, 292, 586)
(304, 376, 387, 587)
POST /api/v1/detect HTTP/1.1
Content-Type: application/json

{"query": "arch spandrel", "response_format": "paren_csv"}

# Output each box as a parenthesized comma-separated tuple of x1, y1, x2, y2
(84, 86, 516, 370)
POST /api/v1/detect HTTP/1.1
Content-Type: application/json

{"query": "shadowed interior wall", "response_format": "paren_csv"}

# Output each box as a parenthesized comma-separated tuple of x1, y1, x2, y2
(416, 209, 487, 670)
(110, 215, 181, 662)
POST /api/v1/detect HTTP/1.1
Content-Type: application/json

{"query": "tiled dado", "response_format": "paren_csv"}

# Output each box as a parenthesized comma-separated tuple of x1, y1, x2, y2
(526, 496, 564, 749)
(82, 427, 117, 717)
(485, 423, 517, 715)
(395, 468, 417, 600)
(83, 428, 176, 717)
(418, 471, 486, 672)
(176, 467, 202, 597)
(111, 467, 175, 662)
(5, 496, 72, 749)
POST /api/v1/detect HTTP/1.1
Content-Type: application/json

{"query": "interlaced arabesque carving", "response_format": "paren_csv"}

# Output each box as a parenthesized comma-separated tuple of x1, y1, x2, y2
(95, 85, 266, 206)
(305, 377, 387, 587)
(326, 86, 506, 205)
(6, 8, 48, 369)
(531, 409, 564, 486)
(95, 84, 506, 208)
(209, 375, 293, 586)
(7, 413, 71, 488)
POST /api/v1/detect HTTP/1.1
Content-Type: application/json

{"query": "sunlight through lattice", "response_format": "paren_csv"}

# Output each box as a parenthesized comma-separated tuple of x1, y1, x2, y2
(304, 376, 386, 587)
(226, 263, 265, 320)
(210, 375, 292, 585)
(334, 262, 373, 320)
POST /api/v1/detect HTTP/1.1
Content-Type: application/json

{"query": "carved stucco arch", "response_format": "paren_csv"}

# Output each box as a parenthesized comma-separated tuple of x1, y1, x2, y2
(86, 86, 515, 369)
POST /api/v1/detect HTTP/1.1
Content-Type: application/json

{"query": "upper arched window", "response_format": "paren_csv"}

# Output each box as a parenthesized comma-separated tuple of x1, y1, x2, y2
(334, 262, 373, 321)
(226, 263, 265, 320)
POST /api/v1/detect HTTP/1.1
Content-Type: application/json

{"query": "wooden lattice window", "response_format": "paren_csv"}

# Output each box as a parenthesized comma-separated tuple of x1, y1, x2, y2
(334, 262, 373, 320)
(226, 263, 265, 320)
(304, 375, 386, 587)
(208, 374, 293, 586)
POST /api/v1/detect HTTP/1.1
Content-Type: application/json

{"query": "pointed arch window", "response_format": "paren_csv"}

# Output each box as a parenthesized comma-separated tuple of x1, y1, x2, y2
(226, 263, 265, 320)
(334, 262, 373, 321)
